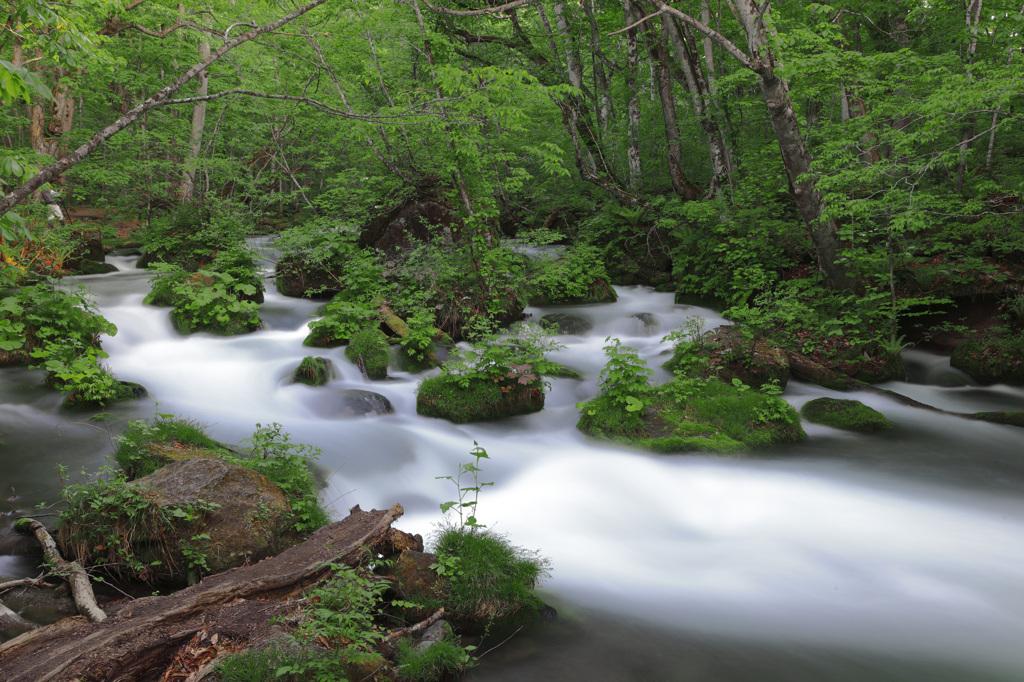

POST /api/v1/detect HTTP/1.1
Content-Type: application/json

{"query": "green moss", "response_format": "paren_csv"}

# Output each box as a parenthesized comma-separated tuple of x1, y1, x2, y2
(577, 377, 805, 454)
(294, 356, 333, 386)
(431, 525, 548, 631)
(395, 630, 470, 682)
(800, 398, 895, 432)
(417, 374, 545, 423)
(391, 344, 438, 373)
(344, 327, 390, 380)
(971, 410, 1024, 427)
(951, 335, 1024, 385)
(114, 416, 230, 479)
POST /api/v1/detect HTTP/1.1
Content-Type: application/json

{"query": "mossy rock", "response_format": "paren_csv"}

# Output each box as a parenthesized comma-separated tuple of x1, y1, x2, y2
(950, 335, 1024, 385)
(665, 326, 790, 391)
(540, 313, 592, 336)
(971, 410, 1024, 427)
(129, 458, 294, 580)
(61, 381, 148, 410)
(390, 344, 438, 374)
(543, 362, 583, 379)
(577, 377, 805, 454)
(74, 261, 118, 276)
(294, 356, 335, 386)
(417, 374, 545, 423)
(345, 327, 390, 380)
(800, 398, 895, 432)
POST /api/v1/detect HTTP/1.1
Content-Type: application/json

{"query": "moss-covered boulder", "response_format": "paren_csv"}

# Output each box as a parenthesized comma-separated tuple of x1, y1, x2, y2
(577, 377, 805, 454)
(293, 356, 335, 386)
(345, 327, 390, 380)
(951, 334, 1024, 385)
(971, 410, 1024, 427)
(130, 458, 293, 577)
(274, 256, 342, 299)
(540, 313, 592, 336)
(665, 326, 790, 391)
(800, 398, 895, 432)
(417, 374, 544, 423)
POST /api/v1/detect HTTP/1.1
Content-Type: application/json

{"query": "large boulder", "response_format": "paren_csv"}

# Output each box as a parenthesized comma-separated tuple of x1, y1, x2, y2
(132, 458, 293, 576)
(951, 334, 1024, 385)
(801, 398, 895, 432)
(417, 374, 545, 423)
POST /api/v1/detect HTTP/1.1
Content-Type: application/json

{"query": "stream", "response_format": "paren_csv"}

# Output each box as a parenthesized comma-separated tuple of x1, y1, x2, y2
(2, 247, 1023, 681)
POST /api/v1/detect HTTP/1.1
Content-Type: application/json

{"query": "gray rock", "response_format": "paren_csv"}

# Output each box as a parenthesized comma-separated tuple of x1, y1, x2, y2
(339, 390, 394, 416)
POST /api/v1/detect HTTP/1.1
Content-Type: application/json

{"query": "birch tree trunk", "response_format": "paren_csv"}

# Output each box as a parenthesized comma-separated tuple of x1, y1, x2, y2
(179, 22, 210, 202)
(621, 0, 643, 191)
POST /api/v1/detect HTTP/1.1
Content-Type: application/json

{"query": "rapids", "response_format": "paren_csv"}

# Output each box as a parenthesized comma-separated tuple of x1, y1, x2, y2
(1, 249, 1022, 681)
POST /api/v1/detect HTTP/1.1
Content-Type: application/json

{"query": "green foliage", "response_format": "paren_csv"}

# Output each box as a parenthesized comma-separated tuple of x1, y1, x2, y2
(154, 268, 261, 336)
(213, 646, 299, 682)
(430, 525, 549, 626)
(141, 201, 248, 270)
(436, 441, 492, 530)
(56, 464, 221, 582)
(275, 563, 393, 682)
(395, 626, 473, 681)
(305, 299, 377, 347)
(582, 338, 653, 430)
(275, 222, 385, 299)
(113, 414, 225, 480)
(345, 327, 390, 380)
(526, 243, 616, 305)
(231, 422, 331, 534)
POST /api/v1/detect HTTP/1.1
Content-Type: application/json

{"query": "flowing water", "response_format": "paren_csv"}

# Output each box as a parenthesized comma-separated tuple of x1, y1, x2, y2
(1, 249, 1023, 681)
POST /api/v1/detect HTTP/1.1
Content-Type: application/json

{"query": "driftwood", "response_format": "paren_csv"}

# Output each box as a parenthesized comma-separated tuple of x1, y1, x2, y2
(786, 350, 1024, 426)
(0, 504, 404, 682)
(378, 303, 443, 367)
(16, 518, 107, 623)
(0, 576, 55, 593)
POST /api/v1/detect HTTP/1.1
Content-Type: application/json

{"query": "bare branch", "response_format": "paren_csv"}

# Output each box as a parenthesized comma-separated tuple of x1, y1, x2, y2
(608, 9, 665, 37)
(420, 0, 538, 18)
(650, 0, 754, 71)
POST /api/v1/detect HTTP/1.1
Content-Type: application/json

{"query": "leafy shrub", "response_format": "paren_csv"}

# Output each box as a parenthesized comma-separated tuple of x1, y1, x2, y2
(141, 201, 248, 270)
(305, 299, 377, 347)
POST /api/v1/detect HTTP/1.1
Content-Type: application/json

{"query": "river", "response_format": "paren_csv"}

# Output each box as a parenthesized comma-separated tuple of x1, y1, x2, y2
(1, 249, 1023, 681)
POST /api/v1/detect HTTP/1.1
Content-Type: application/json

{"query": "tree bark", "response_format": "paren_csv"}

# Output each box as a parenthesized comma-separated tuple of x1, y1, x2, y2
(179, 16, 211, 202)
(621, 0, 643, 191)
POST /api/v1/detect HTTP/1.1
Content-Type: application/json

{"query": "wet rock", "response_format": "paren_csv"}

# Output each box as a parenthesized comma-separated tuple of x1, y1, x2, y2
(630, 312, 659, 335)
(393, 549, 441, 604)
(274, 257, 341, 299)
(950, 334, 1024, 385)
(131, 458, 293, 577)
(541, 313, 592, 336)
(339, 390, 394, 416)
(359, 194, 461, 253)
(801, 398, 895, 432)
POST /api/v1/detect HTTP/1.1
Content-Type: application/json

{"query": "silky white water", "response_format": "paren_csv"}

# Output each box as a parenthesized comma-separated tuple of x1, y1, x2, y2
(1, 252, 1022, 681)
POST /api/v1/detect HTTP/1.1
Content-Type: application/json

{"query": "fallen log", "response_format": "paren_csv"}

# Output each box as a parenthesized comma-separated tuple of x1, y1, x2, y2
(0, 504, 404, 682)
(0, 576, 55, 593)
(14, 518, 106, 623)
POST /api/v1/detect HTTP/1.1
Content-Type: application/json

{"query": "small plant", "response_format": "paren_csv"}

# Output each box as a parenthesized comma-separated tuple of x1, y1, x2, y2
(436, 441, 492, 530)
(395, 625, 474, 681)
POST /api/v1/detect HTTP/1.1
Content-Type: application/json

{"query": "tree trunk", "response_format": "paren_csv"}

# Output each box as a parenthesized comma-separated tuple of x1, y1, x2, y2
(179, 21, 210, 202)
(621, 0, 643, 191)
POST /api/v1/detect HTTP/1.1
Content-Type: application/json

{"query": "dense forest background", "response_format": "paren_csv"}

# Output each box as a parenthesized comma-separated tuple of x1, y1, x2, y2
(2, 0, 1023, 373)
